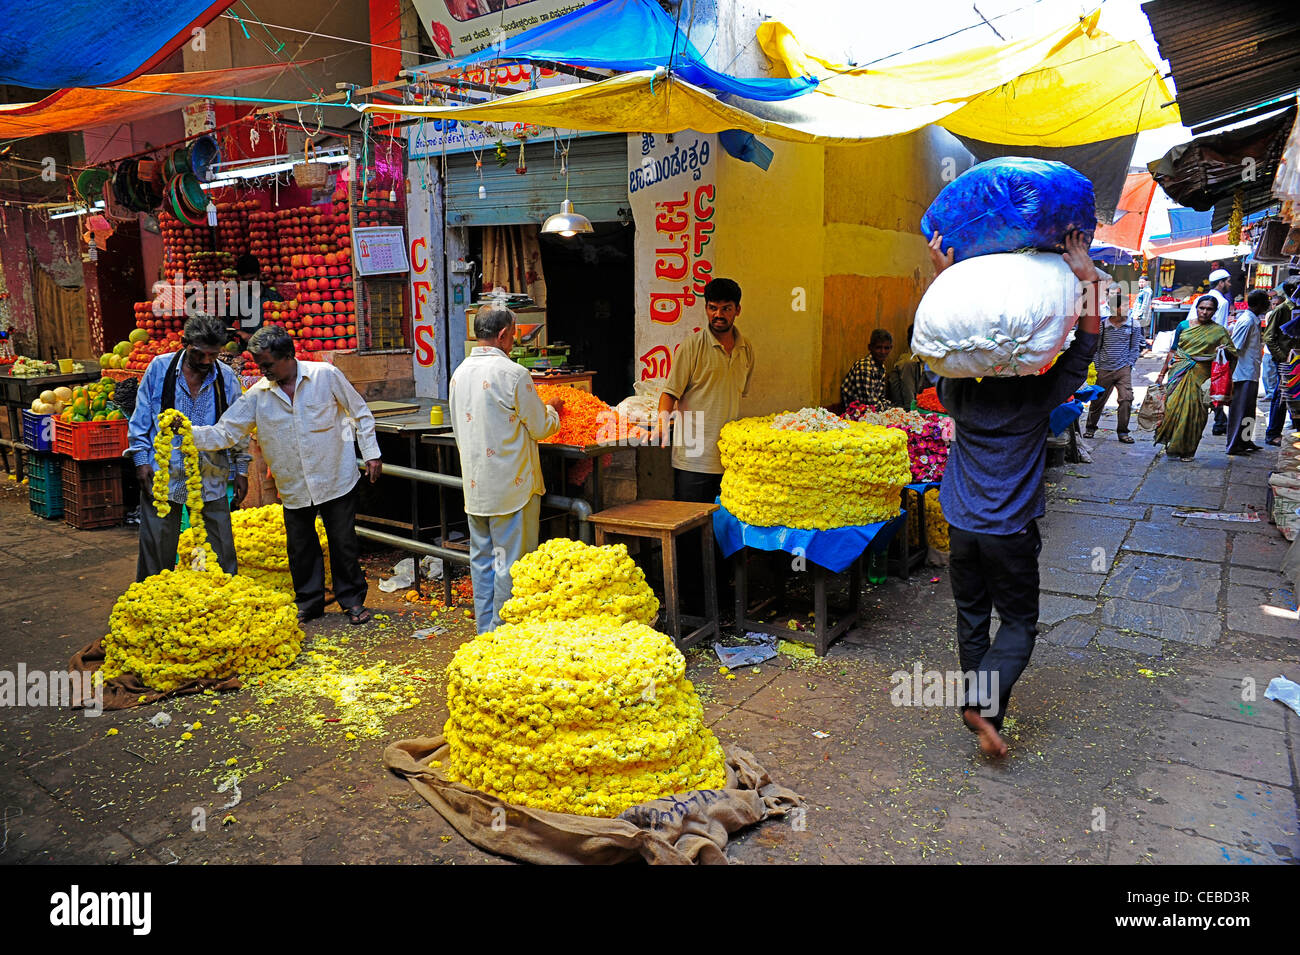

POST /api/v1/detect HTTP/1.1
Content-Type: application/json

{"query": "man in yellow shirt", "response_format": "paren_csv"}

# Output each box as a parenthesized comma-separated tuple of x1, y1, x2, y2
(657, 278, 755, 610)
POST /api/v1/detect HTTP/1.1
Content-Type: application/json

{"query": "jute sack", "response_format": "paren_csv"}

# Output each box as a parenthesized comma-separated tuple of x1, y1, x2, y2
(384, 736, 803, 865)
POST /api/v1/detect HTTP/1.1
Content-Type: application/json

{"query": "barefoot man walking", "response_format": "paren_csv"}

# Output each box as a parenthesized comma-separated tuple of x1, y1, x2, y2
(929, 229, 1102, 756)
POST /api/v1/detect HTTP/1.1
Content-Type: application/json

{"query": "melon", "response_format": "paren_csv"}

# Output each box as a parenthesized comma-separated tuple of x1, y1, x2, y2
(128, 328, 150, 344)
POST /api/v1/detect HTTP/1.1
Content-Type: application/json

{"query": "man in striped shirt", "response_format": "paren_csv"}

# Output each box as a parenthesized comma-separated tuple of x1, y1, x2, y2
(1084, 291, 1147, 444)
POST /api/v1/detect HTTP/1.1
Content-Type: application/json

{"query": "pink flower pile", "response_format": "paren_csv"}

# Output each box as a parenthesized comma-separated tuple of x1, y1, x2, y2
(844, 404, 951, 482)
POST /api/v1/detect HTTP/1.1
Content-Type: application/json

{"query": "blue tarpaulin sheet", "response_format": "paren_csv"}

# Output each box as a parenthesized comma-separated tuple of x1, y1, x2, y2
(713, 501, 904, 574)
(0, 1, 234, 89)
(412, 0, 814, 103)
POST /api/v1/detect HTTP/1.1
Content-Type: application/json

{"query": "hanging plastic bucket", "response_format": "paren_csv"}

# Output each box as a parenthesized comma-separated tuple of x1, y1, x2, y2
(189, 135, 221, 183)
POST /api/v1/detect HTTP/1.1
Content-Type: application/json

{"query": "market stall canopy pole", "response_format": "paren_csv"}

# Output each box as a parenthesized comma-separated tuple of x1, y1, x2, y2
(0, 63, 317, 140)
(753, 13, 1180, 147)
(0, 0, 237, 89)
(408, 0, 816, 103)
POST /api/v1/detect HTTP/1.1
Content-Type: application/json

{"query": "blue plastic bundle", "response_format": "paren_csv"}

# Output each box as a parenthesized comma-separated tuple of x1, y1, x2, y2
(920, 157, 1096, 262)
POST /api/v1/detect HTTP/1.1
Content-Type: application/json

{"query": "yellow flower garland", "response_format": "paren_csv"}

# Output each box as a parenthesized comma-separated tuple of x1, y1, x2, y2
(719, 414, 911, 529)
(444, 617, 727, 817)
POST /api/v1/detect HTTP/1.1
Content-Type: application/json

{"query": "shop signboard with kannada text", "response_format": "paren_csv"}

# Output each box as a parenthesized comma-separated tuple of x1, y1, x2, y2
(406, 67, 602, 158)
(354, 227, 410, 276)
(627, 130, 718, 385)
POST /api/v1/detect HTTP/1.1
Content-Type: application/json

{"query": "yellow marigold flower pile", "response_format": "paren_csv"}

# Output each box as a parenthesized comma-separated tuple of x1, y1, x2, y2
(719, 414, 911, 529)
(178, 504, 330, 593)
(500, 537, 658, 627)
(100, 570, 304, 691)
(100, 410, 304, 691)
(444, 617, 727, 817)
(925, 494, 950, 551)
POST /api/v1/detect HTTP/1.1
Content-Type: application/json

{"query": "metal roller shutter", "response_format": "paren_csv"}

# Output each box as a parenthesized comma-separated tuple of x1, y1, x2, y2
(444, 134, 629, 227)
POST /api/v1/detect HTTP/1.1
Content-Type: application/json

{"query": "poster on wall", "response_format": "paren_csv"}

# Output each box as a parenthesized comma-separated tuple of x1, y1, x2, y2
(627, 131, 718, 385)
(354, 227, 410, 276)
(412, 0, 595, 59)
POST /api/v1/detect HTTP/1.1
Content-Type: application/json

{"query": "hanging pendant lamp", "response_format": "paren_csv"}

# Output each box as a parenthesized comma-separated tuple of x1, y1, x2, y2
(541, 146, 593, 238)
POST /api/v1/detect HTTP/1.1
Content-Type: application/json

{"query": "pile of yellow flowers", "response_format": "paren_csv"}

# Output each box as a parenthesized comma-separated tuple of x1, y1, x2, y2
(444, 617, 727, 817)
(719, 414, 911, 529)
(925, 493, 950, 551)
(178, 504, 330, 593)
(500, 538, 658, 627)
(101, 570, 303, 690)
(100, 410, 303, 691)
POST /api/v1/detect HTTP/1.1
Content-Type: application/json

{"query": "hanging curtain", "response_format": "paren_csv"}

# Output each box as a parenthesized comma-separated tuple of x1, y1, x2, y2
(481, 225, 547, 308)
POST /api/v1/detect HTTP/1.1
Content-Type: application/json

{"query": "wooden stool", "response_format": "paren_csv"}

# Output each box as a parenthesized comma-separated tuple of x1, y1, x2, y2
(588, 499, 720, 650)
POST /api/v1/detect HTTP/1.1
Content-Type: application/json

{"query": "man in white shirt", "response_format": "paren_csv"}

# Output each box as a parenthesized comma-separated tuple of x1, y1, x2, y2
(1225, 289, 1268, 455)
(449, 305, 563, 633)
(190, 325, 382, 625)
(1188, 268, 1234, 434)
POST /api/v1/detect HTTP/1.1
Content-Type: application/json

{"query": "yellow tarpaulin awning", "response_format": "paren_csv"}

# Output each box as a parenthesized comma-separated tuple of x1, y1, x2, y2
(358, 13, 1179, 148)
(0, 63, 307, 139)
(756, 13, 1180, 147)
(356, 69, 910, 144)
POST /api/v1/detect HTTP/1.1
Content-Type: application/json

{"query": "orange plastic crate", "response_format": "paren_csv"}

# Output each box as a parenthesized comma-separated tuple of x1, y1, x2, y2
(52, 417, 129, 461)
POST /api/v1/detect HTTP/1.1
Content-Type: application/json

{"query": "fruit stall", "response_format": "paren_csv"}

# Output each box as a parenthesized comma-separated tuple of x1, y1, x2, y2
(0, 357, 99, 481)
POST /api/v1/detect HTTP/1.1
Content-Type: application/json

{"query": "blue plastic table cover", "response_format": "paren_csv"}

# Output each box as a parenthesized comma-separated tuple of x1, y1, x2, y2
(712, 501, 904, 574)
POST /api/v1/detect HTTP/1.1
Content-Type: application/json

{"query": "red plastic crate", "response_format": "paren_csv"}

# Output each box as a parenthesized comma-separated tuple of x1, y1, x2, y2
(52, 417, 129, 461)
(21, 410, 55, 452)
(61, 458, 125, 529)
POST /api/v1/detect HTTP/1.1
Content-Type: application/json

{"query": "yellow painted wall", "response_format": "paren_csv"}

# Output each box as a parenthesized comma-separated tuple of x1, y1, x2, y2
(820, 127, 970, 406)
(707, 127, 968, 413)
(712, 139, 825, 416)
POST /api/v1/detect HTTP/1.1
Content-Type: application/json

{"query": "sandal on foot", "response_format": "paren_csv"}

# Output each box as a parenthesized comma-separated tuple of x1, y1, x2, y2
(1118, 434, 1135, 444)
(297, 608, 323, 624)
(1083, 430, 1096, 439)
(344, 605, 373, 625)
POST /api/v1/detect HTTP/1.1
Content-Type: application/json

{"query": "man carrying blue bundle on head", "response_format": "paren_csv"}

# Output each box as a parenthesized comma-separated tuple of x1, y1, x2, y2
(926, 229, 1103, 758)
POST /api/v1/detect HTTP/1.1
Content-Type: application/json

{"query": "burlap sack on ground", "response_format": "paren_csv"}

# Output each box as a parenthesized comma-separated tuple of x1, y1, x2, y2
(69, 638, 240, 710)
(384, 736, 802, 865)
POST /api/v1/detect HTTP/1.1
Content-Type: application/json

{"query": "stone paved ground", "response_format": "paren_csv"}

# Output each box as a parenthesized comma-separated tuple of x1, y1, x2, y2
(1, 359, 1297, 865)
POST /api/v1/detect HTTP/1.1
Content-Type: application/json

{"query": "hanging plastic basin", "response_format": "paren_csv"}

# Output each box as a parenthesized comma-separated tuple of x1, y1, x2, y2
(75, 168, 111, 203)
(164, 147, 189, 180)
(167, 177, 205, 227)
(174, 173, 207, 216)
(188, 135, 221, 183)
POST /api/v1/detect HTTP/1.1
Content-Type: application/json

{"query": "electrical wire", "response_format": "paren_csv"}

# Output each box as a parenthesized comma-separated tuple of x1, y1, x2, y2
(219, 12, 427, 60)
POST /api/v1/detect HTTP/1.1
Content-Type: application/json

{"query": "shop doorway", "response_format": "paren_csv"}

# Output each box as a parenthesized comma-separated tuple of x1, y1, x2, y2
(96, 219, 146, 349)
(538, 222, 635, 405)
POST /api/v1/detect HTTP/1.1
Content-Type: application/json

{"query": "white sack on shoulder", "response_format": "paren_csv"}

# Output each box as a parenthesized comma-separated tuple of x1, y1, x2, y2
(913, 252, 1082, 378)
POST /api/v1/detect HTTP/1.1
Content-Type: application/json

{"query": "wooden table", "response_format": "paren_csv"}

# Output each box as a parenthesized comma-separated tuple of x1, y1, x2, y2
(588, 499, 720, 651)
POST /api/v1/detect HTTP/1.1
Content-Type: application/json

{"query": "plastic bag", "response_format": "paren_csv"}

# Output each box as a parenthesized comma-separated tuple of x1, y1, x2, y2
(378, 555, 445, 592)
(1264, 675, 1300, 716)
(615, 378, 666, 428)
(920, 157, 1096, 262)
(1208, 346, 1231, 404)
(1135, 383, 1167, 431)
(912, 251, 1082, 378)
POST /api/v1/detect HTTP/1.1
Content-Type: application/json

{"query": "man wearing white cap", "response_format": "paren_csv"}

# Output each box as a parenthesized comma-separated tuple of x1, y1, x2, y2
(1187, 268, 1234, 433)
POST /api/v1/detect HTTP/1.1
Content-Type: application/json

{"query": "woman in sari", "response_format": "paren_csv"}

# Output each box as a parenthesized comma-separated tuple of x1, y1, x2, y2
(1153, 295, 1237, 460)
